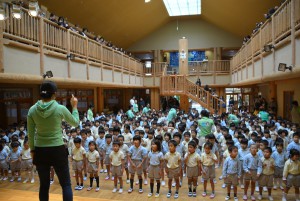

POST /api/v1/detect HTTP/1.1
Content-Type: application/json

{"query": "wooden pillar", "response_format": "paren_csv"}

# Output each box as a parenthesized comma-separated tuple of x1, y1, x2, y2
(97, 87, 104, 113)
(0, 21, 3, 73)
(180, 94, 189, 113)
(269, 82, 277, 100)
(39, 18, 44, 76)
(178, 37, 188, 75)
(150, 88, 160, 110)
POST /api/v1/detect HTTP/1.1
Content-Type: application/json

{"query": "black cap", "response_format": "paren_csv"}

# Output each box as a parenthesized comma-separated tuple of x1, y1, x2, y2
(40, 80, 57, 99)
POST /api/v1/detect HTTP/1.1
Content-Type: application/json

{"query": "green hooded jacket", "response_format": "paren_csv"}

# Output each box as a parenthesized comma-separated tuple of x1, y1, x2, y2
(27, 100, 79, 150)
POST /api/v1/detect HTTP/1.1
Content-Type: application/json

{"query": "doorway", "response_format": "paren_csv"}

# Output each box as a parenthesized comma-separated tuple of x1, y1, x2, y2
(283, 91, 294, 120)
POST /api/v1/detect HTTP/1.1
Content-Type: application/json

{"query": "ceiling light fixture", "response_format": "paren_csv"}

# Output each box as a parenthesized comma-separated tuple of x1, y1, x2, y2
(264, 44, 274, 52)
(28, 1, 39, 17)
(145, 0, 151, 3)
(12, 4, 21, 19)
(278, 63, 292, 72)
(163, 0, 201, 16)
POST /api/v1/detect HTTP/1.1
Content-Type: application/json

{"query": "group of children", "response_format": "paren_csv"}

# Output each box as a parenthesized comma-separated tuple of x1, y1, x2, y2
(0, 108, 300, 201)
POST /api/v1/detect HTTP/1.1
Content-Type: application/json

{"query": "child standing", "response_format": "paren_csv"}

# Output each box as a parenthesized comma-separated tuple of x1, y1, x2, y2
(96, 129, 105, 173)
(223, 145, 241, 201)
(86, 141, 100, 192)
(117, 135, 130, 184)
(282, 148, 300, 201)
(110, 140, 125, 194)
(165, 140, 181, 199)
(128, 135, 147, 193)
(243, 144, 262, 201)
(147, 140, 164, 198)
(8, 141, 21, 182)
(200, 142, 218, 198)
(271, 143, 286, 190)
(102, 134, 113, 180)
(0, 143, 8, 181)
(21, 139, 34, 183)
(258, 147, 275, 201)
(184, 140, 201, 197)
(238, 138, 250, 189)
(71, 137, 86, 190)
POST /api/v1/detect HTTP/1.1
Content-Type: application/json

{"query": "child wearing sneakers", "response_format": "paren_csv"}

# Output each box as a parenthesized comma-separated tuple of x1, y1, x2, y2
(238, 138, 250, 189)
(8, 141, 21, 182)
(243, 144, 262, 201)
(110, 140, 125, 194)
(128, 135, 147, 194)
(102, 134, 113, 180)
(96, 129, 105, 173)
(165, 139, 181, 199)
(71, 137, 86, 190)
(86, 141, 100, 192)
(20, 139, 34, 184)
(282, 148, 300, 201)
(0, 143, 8, 181)
(117, 135, 130, 184)
(147, 139, 164, 198)
(271, 142, 286, 190)
(223, 145, 241, 201)
(258, 147, 275, 201)
(184, 140, 201, 197)
(200, 142, 218, 198)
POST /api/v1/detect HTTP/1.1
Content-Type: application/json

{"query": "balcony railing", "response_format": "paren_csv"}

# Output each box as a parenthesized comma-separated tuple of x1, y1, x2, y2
(1, 5, 144, 76)
(188, 60, 230, 75)
(231, 0, 300, 72)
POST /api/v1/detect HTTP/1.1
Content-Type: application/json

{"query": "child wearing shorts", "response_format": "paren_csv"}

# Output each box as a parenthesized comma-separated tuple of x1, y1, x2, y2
(0, 143, 8, 181)
(86, 141, 100, 192)
(110, 140, 125, 194)
(21, 139, 34, 183)
(8, 141, 21, 182)
(71, 137, 86, 190)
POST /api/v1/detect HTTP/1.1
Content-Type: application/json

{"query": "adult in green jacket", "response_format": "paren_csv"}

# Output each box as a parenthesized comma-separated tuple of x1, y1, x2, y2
(167, 107, 177, 122)
(142, 103, 150, 114)
(198, 110, 214, 146)
(27, 80, 79, 201)
(126, 105, 135, 119)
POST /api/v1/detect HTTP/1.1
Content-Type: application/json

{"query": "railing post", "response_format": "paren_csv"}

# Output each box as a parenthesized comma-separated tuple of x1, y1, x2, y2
(291, 0, 295, 66)
(39, 17, 44, 76)
(86, 38, 89, 80)
(112, 50, 115, 83)
(67, 30, 71, 78)
(0, 21, 3, 73)
(213, 60, 216, 84)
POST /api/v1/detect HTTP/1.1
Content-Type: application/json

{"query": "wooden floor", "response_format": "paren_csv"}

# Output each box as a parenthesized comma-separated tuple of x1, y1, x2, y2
(0, 167, 296, 201)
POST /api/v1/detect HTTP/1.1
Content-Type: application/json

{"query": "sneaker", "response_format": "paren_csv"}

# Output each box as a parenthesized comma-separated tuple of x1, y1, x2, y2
(148, 193, 153, 197)
(118, 188, 123, 194)
(111, 176, 114, 181)
(255, 187, 259, 192)
(183, 173, 186, 177)
(144, 180, 148, 185)
(126, 179, 130, 184)
(10, 177, 14, 182)
(225, 196, 230, 200)
(17, 177, 21, 182)
(280, 186, 284, 190)
(241, 184, 245, 189)
(258, 195, 262, 200)
(100, 169, 104, 173)
(112, 188, 117, 193)
(87, 187, 93, 191)
(273, 185, 277, 190)
(3, 177, 8, 181)
(83, 176, 87, 181)
(74, 185, 79, 190)
(167, 192, 172, 198)
(172, 182, 176, 187)
(234, 197, 238, 201)
(105, 176, 110, 180)
(251, 195, 256, 201)
(30, 178, 35, 184)
(77, 186, 84, 191)
(128, 188, 133, 193)
(210, 193, 215, 199)
(104, 169, 107, 173)
(213, 179, 217, 184)
(202, 192, 207, 197)
(188, 192, 193, 197)
(174, 193, 179, 199)
(263, 187, 267, 192)
(155, 193, 159, 198)
(95, 187, 100, 192)
(243, 195, 247, 200)
(139, 189, 143, 194)
(193, 192, 197, 197)
(222, 183, 226, 188)
(282, 197, 287, 201)
(23, 178, 28, 184)
(268, 196, 273, 201)
(161, 180, 165, 186)
(219, 175, 223, 180)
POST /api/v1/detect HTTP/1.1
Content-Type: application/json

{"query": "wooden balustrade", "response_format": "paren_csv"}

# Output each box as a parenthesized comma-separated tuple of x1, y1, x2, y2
(188, 60, 230, 74)
(1, 4, 143, 76)
(231, 0, 299, 71)
(161, 75, 225, 114)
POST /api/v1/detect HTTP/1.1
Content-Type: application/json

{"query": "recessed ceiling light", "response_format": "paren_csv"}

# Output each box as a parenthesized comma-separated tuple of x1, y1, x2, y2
(163, 0, 201, 16)
(145, 0, 151, 3)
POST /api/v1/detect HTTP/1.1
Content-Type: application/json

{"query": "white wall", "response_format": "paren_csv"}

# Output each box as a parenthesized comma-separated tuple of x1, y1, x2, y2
(128, 19, 242, 51)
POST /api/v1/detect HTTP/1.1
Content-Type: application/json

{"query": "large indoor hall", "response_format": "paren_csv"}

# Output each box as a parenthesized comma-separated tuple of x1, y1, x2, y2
(0, 0, 300, 201)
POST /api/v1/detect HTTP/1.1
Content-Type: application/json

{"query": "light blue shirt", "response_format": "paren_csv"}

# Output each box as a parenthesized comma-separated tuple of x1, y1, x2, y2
(102, 142, 113, 155)
(257, 149, 264, 158)
(0, 149, 8, 160)
(286, 141, 300, 157)
(223, 156, 242, 177)
(248, 139, 255, 148)
(176, 143, 185, 156)
(128, 145, 147, 161)
(148, 151, 163, 166)
(243, 153, 262, 174)
(238, 148, 250, 161)
(96, 137, 105, 150)
(271, 151, 287, 168)
(9, 149, 21, 161)
(82, 138, 91, 152)
(162, 141, 169, 155)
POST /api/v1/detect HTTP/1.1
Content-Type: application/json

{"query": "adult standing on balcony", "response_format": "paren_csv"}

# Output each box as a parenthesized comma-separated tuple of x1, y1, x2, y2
(27, 80, 79, 201)
(197, 110, 214, 146)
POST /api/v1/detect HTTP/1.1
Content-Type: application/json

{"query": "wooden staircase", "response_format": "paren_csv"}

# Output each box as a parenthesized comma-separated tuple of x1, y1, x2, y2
(161, 75, 225, 115)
